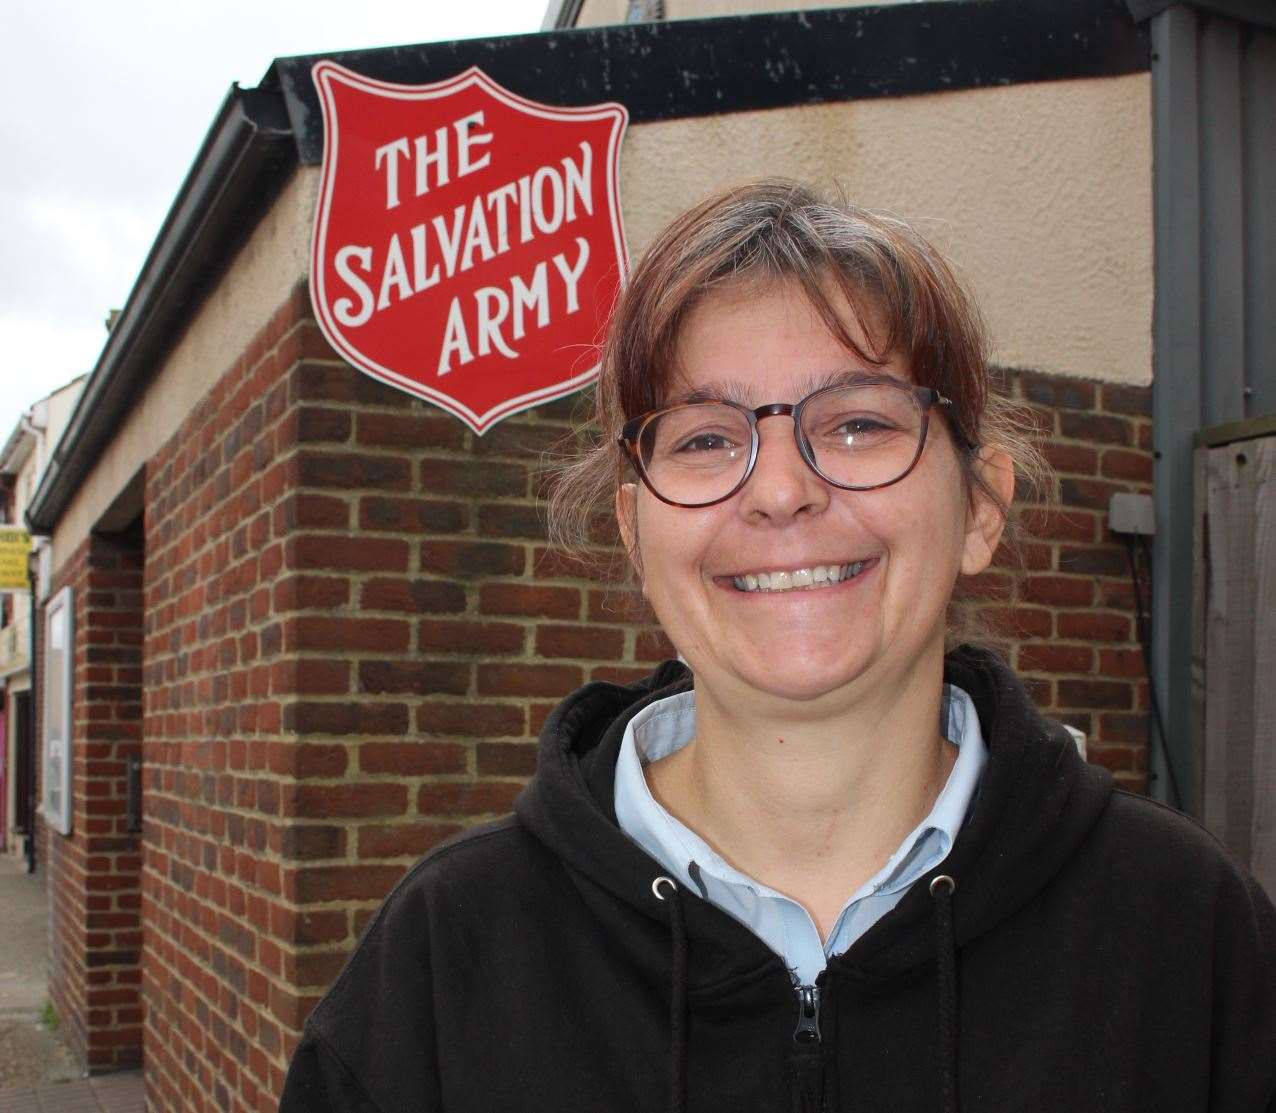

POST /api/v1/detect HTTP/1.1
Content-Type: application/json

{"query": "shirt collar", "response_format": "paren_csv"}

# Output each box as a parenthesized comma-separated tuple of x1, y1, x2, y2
(613, 683, 987, 902)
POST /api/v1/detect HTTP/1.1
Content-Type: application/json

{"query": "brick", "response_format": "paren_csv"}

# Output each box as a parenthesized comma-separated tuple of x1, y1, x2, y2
(473, 420, 572, 457)
(289, 534, 410, 573)
(535, 624, 625, 660)
(293, 865, 404, 904)
(357, 823, 464, 859)
(294, 363, 414, 409)
(1056, 612, 1131, 642)
(420, 540, 526, 578)
(417, 781, 524, 816)
(1100, 449, 1153, 483)
(981, 606, 1053, 639)
(1016, 644, 1093, 674)
(479, 583, 580, 619)
(1057, 545, 1128, 577)
(1060, 478, 1126, 511)
(288, 407, 352, 444)
(355, 411, 465, 451)
(1018, 373, 1095, 410)
(359, 660, 470, 696)
(279, 826, 347, 861)
(477, 663, 582, 697)
(478, 503, 550, 539)
(1100, 383, 1152, 416)
(634, 630, 678, 661)
(587, 588, 648, 623)
(1098, 712, 1148, 743)
(533, 547, 623, 583)
(1041, 442, 1097, 475)
(416, 701, 525, 737)
(1020, 575, 1094, 607)
(1021, 508, 1096, 543)
(418, 620, 526, 655)
(275, 493, 350, 531)
(419, 458, 527, 497)
(477, 742, 539, 777)
(359, 497, 467, 533)
(270, 659, 351, 696)
(296, 452, 413, 491)
(1058, 412, 1132, 446)
(1098, 648, 1146, 678)
(358, 741, 467, 775)
(361, 577, 467, 615)
(287, 616, 411, 653)
(274, 743, 349, 778)
(588, 665, 654, 684)
(282, 701, 410, 735)
(286, 783, 408, 819)
(1057, 679, 1134, 710)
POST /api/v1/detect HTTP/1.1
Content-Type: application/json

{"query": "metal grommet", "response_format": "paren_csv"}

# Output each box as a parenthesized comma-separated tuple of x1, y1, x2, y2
(929, 874, 956, 897)
(652, 876, 677, 901)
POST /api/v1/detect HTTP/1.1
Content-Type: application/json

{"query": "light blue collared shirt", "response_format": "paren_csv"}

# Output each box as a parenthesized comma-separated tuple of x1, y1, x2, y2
(614, 684, 986, 987)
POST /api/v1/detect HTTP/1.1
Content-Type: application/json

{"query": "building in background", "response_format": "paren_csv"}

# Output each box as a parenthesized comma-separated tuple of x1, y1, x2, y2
(0, 374, 87, 867)
(15, 0, 1275, 1108)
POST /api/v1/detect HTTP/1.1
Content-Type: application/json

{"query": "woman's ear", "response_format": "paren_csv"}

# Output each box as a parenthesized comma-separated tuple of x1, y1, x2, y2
(960, 449, 1016, 576)
(616, 483, 643, 582)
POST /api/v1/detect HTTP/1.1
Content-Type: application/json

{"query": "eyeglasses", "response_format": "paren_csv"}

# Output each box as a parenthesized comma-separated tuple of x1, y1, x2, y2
(617, 376, 962, 509)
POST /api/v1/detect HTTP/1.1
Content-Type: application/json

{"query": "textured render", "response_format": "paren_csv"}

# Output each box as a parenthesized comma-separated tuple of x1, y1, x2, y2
(617, 74, 1153, 388)
(49, 168, 319, 574)
(576, 0, 905, 24)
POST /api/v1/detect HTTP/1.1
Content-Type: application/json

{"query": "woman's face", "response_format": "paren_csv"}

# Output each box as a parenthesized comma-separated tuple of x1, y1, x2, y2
(617, 280, 1011, 711)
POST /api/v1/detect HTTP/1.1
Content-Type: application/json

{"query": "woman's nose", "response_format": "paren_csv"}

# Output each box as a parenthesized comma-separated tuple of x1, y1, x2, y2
(736, 418, 830, 522)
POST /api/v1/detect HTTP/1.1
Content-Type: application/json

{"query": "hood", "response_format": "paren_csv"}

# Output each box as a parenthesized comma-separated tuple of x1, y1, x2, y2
(513, 644, 1114, 993)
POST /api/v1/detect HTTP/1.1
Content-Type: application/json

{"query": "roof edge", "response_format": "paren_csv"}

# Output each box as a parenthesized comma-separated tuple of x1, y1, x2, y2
(25, 84, 296, 536)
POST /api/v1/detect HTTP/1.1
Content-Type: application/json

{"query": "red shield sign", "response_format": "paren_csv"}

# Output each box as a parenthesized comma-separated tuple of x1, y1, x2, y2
(311, 62, 629, 433)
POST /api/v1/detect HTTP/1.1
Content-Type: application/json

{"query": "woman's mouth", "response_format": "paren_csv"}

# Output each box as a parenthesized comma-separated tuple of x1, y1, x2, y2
(725, 559, 876, 594)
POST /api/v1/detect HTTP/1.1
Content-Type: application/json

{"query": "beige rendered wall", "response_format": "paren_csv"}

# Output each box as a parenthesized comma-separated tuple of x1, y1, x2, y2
(614, 74, 1153, 387)
(575, 0, 917, 27)
(48, 168, 318, 574)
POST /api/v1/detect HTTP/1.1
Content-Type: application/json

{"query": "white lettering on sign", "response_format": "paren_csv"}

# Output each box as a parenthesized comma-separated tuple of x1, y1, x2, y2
(375, 111, 495, 210)
(436, 237, 590, 376)
(331, 138, 597, 374)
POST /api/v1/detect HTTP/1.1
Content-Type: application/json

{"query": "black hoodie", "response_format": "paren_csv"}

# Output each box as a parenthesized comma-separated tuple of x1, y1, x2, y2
(280, 647, 1276, 1113)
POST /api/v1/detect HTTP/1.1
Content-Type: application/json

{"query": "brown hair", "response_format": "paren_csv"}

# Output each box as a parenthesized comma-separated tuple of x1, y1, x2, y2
(546, 178, 1046, 602)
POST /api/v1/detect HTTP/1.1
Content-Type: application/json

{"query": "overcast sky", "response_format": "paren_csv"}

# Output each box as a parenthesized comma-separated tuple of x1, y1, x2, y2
(0, 0, 547, 448)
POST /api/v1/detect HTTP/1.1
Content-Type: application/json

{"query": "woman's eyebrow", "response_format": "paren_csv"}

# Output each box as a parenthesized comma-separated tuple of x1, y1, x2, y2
(666, 368, 897, 407)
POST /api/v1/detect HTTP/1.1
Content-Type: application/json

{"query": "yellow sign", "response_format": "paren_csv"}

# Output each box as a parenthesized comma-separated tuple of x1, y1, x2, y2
(0, 528, 32, 590)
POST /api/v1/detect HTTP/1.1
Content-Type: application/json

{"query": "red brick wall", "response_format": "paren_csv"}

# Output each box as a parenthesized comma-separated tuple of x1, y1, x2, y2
(37, 277, 1153, 1112)
(40, 527, 145, 1072)
(987, 370, 1153, 792)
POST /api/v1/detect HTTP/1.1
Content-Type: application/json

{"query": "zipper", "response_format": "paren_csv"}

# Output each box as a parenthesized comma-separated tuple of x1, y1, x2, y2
(790, 980, 826, 1111)
(793, 983, 822, 1044)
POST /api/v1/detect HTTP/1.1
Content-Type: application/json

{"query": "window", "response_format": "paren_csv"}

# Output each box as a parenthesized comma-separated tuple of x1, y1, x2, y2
(43, 585, 73, 835)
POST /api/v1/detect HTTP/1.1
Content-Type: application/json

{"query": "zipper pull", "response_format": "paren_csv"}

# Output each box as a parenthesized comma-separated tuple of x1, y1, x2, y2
(793, 984, 821, 1044)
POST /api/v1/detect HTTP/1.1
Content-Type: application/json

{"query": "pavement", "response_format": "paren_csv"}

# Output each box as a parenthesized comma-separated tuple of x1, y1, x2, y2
(0, 851, 146, 1111)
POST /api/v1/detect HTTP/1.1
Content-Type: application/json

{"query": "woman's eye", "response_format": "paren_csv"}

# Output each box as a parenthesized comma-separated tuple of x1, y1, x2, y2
(675, 432, 737, 452)
(830, 417, 892, 437)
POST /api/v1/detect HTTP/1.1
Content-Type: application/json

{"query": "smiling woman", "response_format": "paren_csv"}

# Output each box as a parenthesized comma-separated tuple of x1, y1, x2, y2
(280, 181, 1276, 1113)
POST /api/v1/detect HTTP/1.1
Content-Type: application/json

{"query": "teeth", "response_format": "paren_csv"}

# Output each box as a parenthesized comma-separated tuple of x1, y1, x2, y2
(730, 561, 869, 593)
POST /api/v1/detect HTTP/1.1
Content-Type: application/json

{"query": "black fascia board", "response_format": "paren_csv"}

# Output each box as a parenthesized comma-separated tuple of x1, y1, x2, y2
(25, 85, 294, 536)
(268, 0, 1149, 167)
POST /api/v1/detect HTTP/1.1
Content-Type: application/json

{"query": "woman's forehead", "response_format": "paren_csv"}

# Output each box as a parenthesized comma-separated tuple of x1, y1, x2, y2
(662, 367, 912, 407)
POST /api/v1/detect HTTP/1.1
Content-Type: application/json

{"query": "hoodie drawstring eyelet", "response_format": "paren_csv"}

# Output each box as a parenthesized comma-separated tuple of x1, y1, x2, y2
(653, 876, 688, 1113)
(930, 874, 960, 1113)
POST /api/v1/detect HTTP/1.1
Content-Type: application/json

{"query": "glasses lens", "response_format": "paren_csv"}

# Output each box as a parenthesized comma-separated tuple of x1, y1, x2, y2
(637, 403, 752, 506)
(801, 383, 924, 489)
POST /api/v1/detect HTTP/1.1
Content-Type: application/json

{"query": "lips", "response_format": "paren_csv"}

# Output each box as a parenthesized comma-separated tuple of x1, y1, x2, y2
(725, 559, 874, 593)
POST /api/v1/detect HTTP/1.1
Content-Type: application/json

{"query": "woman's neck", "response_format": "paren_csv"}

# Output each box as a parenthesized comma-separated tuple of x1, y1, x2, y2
(644, 648, 957, 933)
